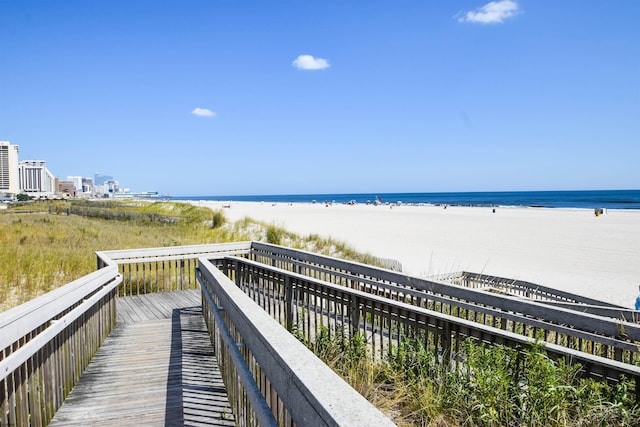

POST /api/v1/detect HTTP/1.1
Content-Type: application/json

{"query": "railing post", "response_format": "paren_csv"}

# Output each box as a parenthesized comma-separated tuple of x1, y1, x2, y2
(285, 276, 294, 331)
(180, 260, 185, 289)
(349, 295, 361, 338)
(440, 319, 452, 366)
(233, 259, 240, 287)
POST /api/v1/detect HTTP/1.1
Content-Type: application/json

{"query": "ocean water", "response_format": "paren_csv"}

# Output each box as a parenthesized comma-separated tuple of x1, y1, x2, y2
(173, 189, 640, 210)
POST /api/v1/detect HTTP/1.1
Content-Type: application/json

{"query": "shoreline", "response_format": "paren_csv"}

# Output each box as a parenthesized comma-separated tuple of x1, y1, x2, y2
(198, 201, 640, 211)
(170, 189, 640, 210)
(186, 200, 640, 308)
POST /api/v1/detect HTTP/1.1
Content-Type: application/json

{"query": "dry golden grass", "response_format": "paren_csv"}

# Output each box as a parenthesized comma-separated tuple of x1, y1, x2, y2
(0, 202, 252, 311)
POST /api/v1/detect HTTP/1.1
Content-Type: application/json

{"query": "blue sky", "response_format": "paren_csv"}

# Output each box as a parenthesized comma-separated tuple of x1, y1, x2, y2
(1, 1, 638, 196)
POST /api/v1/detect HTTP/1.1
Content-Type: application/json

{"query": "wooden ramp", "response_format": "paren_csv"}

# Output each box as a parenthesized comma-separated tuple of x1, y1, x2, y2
(49, 290, 235, 427)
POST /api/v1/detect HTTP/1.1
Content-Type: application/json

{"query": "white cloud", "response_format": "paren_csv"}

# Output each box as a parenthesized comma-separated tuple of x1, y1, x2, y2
(191, 107, 216, 118)
(458, 0, 519, 24)
(292, 54, 330, 70)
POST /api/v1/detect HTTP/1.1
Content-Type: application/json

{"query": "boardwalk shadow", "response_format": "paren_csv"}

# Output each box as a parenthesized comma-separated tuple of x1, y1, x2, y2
(166, 306, 235, 427)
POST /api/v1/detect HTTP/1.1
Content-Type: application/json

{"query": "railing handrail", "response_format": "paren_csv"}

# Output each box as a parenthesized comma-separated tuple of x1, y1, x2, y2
(250, 242, 640, 341)
(197, 263, 278, 427)
(0, 265, 121, 351)
(230, 255, 640, 382)
(433, 271, 623, 308)
(235, 255, 639, 353)
(97, 242, 253, 296)
(0, 271, 121, 382)
(1, 264, 120, 426)
(198, 258, 395, 426)
(97, 241, 252, 264)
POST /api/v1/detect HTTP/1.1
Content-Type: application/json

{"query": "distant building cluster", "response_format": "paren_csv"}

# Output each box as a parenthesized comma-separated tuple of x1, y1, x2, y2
(0, 141, 157, 201)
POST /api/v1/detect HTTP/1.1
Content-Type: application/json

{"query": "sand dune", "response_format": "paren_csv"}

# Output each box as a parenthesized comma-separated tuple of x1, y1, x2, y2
(194, 201, 640, 308)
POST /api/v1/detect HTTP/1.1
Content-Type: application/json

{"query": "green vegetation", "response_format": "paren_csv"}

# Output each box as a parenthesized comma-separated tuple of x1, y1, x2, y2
(308, 328, 640, 426)
(265, 224, 285, 245)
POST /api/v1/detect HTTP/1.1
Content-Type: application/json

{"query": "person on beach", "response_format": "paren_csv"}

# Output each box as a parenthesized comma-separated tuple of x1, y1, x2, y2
(635, 285, 640, 310)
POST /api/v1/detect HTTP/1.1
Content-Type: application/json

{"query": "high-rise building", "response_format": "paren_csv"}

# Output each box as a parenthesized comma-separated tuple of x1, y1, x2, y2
(94, 173, 113, 186)
(19, 160, 56, 194)
(82, 177, 94, 193)
(0, 141, 20, 194)
(67, 176, 83, 193)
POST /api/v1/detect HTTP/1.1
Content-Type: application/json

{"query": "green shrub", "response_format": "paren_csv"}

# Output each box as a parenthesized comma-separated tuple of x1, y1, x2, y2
(265, 224, 284, 245)
(314, 334, 640, 426)
(211, 210, 226, 228)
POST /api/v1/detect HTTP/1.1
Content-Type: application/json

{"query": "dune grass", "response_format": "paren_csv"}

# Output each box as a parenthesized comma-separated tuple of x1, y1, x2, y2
(0, 200, 252, 311)
(0, 201, 381, 312)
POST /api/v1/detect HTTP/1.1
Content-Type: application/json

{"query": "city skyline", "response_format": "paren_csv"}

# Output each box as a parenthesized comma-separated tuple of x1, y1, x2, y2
(0, 140, 134, 197)
(1, 1, 639, 196)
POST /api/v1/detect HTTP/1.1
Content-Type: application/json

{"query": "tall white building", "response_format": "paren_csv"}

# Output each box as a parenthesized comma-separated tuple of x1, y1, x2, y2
(67, 176, 83, 193)
(19, 160, 56, 195)
(0, 141, 20, 194)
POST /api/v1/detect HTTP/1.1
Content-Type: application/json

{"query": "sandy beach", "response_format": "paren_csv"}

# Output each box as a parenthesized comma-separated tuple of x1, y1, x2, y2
(193, 201, 640, 308)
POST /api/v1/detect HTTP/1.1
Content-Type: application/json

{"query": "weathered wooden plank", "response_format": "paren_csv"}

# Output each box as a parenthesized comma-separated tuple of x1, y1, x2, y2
(49, 291, 233, 426)
(96, 241, 252, 265)
(114, 297, 140, 323)
(115, 290, 200, 324)
(131, 294, 164, 320)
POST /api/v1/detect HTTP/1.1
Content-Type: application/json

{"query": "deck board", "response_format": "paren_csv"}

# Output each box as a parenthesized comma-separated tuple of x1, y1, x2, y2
(49, 290, 234, 426)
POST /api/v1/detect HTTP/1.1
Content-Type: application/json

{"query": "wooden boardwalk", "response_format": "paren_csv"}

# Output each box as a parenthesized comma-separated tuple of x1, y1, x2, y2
(49, 290, 235, 427)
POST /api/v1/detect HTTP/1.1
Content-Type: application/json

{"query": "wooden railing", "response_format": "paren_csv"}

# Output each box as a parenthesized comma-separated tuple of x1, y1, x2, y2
(223, 254, 640, 392)
(0, 242, 252, 426)
(197, 258, 394, 427)
(97, 241, 640, 394)
(96, 242, 252, 295)
(430, 271, 620, 306)
(246, 243, 640, 364)
(98, 242, 394, 425)
(430, 271, 638, 318)
(0, 267, 121, 427)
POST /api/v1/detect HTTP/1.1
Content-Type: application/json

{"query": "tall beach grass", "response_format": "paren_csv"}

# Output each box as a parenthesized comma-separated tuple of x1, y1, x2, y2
(0, 200, 249, 310)
(0, 200, 381, 311)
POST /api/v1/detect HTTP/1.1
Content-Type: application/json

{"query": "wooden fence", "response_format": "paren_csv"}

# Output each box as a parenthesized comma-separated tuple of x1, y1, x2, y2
(222, 254, 640, 393)
(96, 242, 252, 295)
(97, 241, 640, 391)
(246, 243, 640, 362)
(0, 267, 121, 427)
(98, 242, 394, 425)
(197, 258, 395, 427)
(431, 271, 637, 319)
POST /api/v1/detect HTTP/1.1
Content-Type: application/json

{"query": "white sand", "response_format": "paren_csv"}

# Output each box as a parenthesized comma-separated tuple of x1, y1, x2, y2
(193, 200, 640, 308)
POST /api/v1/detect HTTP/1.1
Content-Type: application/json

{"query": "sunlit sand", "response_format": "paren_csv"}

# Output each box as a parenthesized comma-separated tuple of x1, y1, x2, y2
(194, 201, 640, 308)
